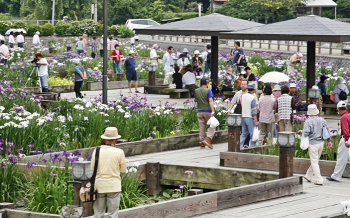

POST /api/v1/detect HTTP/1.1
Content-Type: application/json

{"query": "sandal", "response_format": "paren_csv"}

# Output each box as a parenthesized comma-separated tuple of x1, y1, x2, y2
(135, 91, 140, 93)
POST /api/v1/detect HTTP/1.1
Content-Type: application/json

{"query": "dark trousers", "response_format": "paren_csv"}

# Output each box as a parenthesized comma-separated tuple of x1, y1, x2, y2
(9, 43, 14, 48)
(74, 81, 83, 98)
(18, 43, 24, 48)
(100, 49, 103, 58)
(91, 52, 96, 58)
(1, 59, 7, 65)
(222, 86, 233, 92)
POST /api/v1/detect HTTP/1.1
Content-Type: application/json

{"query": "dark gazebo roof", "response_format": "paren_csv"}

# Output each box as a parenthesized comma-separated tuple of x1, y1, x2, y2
(219, 15, 350, 42)
(135, 13, 263, 36)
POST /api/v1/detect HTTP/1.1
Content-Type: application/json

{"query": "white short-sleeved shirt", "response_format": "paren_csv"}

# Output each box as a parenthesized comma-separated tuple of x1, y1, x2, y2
(32, 34, 40, 45)
(8, 35, 15, 44)
(37, 58, 48, 76)
(0, 44, 9, 59)
(16, 34, 24, 43)
(150, 49, 158, 59)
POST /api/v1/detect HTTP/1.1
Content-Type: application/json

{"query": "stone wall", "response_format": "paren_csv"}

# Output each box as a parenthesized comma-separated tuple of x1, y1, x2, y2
(87, 78, 164, 91)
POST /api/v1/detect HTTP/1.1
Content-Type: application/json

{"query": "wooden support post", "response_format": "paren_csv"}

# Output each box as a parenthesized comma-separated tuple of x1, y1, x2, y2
(341, 43, 344, 56)
(279, 147, 294, 178)
(183, 36, 185, 42)
(170, 36, 172, 41)
(287, 41, 290, 51)
(158, 35, 160, 40)
(268, 40, 271, 49)
(152, 35, 154, 40)
(176, 36, 179, 41)
(318, 41, 322, 54)
(228, 126, 240, 152)
(146, 162, 161, 196)
(329, 42, 333, 55)
(259, 40, 262, 49)
(277, 41, 280, 50)
(250, 40, 253, 48)
(297, 41, 300, 52)
(148, 71, 155, 86)
(242, 40, 245, 47)
(188, 189, 203, 196)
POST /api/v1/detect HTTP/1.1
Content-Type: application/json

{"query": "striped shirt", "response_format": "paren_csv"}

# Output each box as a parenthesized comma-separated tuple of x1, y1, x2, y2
(259, 95, 276, 123)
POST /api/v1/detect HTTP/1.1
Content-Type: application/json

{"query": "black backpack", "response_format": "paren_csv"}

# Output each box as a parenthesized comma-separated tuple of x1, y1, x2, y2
(206, 51, 211, 64)
(339, 89, 347, 100)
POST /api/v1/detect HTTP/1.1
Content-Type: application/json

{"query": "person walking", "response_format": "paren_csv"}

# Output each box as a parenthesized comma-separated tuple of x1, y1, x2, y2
(258, 86, 276, 146)
(203, 44, 211, 73)
(276, 85, 295, 132)
(111, 44, 123, 74)
(8, 32, 15, 48)
(240, 83, 259, 148)
(162, 46, 174, 85)
(195, 78, 215, 149)
(91, 127, 126, 218)
(99, 35, 104, 58)
(35, 52, 49, 92)
(231, 41, 244, 73)
(76, 38, 85, 55)
(333, 77, 349, 104)
(73, 59, 86, 98)
(297, 104, 332, 186)
(124, 50, 139, 93)
(0, 40, 9, 65)
(32, 31, 41, 46)
(16, 31, 25, 48)
(91, 36, 97, 58)
(327, 101, 350, 182)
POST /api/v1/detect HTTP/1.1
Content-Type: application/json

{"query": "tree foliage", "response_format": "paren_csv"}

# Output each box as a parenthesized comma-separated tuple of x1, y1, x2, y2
(215, 0, 302, 23)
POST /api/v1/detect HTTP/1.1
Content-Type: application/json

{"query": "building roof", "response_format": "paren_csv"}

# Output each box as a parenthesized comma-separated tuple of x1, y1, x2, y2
(304, 0, 337, 7)
(219, 15, 350, 42)
(135, 13, 263, 36)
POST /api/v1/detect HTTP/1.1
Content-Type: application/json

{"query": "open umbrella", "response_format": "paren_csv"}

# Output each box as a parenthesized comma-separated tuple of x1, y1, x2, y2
(5, 28, 27, 35)
(258, 71, 290, 83)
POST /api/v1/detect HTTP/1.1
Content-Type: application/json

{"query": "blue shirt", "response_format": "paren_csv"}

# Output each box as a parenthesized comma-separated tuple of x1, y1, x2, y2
(74, 66, 83, 82)
(124, 57, 136, 74)
(195, 89, 214, 113)
(233, 48, 244, 64)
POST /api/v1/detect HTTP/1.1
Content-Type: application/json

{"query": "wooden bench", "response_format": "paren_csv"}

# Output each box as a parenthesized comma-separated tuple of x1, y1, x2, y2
(164, 88, 190, 99)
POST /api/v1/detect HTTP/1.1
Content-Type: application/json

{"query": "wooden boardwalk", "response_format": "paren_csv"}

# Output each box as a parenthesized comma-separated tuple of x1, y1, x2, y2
(127, 142, 350, 218)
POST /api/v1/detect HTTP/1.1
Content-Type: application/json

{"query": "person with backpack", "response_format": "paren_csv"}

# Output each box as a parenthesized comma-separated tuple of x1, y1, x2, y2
(73, 59, 87, 98)
(204, 44, 211, 73)
(333, 77, 349, 104)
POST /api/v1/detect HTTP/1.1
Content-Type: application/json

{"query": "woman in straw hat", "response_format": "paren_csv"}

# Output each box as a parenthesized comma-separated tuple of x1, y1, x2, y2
(91, 127, 126, 218)
(297, 104, 332, 186)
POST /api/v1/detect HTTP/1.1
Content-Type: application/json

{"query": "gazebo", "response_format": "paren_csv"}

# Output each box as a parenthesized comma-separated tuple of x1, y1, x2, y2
(135, 13, 263, 84)
(219, 15, 350, 99)
(304, 0, 337, 19)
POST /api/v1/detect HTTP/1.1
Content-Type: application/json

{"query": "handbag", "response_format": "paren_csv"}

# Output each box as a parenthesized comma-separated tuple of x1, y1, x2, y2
(239, 55, 247, 67)
(300, 134, 309, 150)
(233, 95, 243, 114)
(80, 147, 100, 202)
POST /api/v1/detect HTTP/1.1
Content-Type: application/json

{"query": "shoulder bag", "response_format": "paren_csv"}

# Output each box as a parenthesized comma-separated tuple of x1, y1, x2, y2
(80, 147, 100, 202)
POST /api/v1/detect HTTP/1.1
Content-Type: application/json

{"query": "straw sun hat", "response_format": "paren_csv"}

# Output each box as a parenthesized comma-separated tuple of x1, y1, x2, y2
(100, 127, 121, 139)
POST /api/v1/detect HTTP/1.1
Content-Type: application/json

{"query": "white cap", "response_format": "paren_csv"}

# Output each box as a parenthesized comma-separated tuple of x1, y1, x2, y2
(297, 53, 303, 57)
(337, 101, 347, 108)
(129, 50, 135, 54)
(35, 31, 40, 35)
(273, 85, 281, 91)
(194, 50, 200, 55)
(152, 44, 158, 48)
(289, 83, 296, 88)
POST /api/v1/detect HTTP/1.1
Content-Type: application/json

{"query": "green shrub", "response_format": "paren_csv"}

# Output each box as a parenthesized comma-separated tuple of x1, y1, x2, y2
(68, 21, 82, 36)
(174, 12, 198, 20)
(80, 19, 98, 35)
(27, 24, 42, 36)
(0, 13, 11, 21)
(0, 163, 26, 203)
(0, 21, 12, 34)
(109, 25, 119, 36)
(96, 24, 104, 35)
(118, 25, 135, 38)
(12, 20, 27, 30)
(55, 21, 71, 36)
(41, 23, 55, 36)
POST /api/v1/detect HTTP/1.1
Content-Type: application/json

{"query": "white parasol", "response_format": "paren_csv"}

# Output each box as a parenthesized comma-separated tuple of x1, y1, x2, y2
(258, 71, 290, 83)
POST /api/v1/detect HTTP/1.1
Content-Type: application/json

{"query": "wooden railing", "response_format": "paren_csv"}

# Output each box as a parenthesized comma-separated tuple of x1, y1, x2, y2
(151, 35, 350, 56)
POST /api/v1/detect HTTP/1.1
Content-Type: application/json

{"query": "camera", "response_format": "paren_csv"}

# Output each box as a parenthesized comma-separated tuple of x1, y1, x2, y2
(31, 58, 39, 67)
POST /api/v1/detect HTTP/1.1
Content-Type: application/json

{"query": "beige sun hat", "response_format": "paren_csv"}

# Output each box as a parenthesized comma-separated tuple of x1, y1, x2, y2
(289, 83, 296, 88)
(307, 104, 319, 116)
(194, 50, 200, 55)
(72, 59, 80, 65)
(273, 84, 281, 91)
(152, 44, 158, 48)
(129, 50, 135, 55)
(35, 31, 40, 35)
(100, 127, 121, 139)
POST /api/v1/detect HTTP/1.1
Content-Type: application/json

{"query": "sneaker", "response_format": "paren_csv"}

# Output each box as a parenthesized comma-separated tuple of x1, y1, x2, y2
(199, 142, 205, 149)
(326, 176, 339, 182)
(243, 145, 249, 149)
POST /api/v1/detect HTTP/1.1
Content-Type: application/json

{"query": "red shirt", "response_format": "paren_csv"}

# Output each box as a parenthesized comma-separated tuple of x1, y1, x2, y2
(111, 50, 122, 61)
(340, 111, 350, 141)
